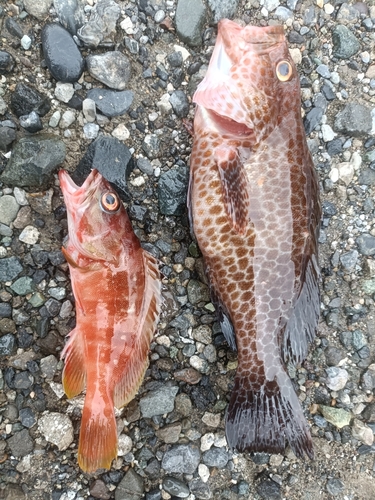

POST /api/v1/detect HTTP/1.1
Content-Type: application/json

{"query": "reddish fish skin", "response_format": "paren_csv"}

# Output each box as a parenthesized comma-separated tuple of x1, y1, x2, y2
(189, 20, 321, 458)
(59, 169, 161, 473)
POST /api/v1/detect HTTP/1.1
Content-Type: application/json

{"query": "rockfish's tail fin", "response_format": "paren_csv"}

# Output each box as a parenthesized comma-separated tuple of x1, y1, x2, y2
(113, 250, 161, 408)
(78, 391, 117, 473)
(226, 373, 314, 459)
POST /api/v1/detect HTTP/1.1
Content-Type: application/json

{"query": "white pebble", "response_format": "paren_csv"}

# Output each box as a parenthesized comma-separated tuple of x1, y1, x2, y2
(38, 413, 74, 450)
(13, 187, 28, 206)
(112, 123, 130, 141)
(117, 434, 133, 456)
(83, 123, 99, 139)
(329, 167, 339, 183)
(82, 98, 96, 122)
(49, 110, 61, 128)
(21, 35, 32, 50)
(324, 3, 334, 14)
(55, 82, 75, 103)
(19, 225, 40, 244)
(198, 464, 210, 483)
(173, 45, 190, 61)
(130, 176, 145, 187)
(321, 124, 336, 142)
(60, 110, 76, 128)
(201, 433, 215, 451)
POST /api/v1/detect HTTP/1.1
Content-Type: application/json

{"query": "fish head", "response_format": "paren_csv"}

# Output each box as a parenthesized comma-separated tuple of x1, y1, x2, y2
(193, 20, 301, 145)
(59, 169, 133, 264)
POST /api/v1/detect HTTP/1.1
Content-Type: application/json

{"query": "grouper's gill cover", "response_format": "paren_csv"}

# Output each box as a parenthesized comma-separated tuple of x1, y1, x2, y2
(189, 20, 321, 458)
(59, 169, 161, 473)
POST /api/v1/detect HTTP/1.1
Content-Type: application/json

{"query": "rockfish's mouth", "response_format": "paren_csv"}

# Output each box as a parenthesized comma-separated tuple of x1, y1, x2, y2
(59, 169, 102, 204)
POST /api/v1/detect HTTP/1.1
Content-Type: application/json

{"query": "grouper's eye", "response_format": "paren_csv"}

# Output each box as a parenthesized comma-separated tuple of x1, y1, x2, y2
(276, 60, 293, 82)
(100, 191, 121, 214)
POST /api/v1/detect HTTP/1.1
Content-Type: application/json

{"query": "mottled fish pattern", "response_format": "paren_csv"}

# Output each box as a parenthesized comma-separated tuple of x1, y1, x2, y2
(189, 20, 321, 458)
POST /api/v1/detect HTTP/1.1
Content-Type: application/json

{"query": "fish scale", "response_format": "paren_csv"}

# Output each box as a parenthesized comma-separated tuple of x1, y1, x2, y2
(189, 20, 321, 458)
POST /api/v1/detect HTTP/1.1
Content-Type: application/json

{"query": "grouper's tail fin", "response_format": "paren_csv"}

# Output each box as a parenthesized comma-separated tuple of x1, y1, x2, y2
(225, 373, 314, 459)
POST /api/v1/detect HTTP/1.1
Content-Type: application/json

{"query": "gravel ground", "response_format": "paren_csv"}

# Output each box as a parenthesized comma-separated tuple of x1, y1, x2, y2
(1, 0, 375, 499)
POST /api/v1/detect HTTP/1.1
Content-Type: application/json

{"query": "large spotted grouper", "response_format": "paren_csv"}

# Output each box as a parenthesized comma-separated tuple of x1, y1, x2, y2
(59, 168, 161, 472)
(189, 19, 321, 458)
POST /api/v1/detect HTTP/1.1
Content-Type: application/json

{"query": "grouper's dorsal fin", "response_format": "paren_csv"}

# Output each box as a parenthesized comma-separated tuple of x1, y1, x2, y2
(215, 146, 250, 235)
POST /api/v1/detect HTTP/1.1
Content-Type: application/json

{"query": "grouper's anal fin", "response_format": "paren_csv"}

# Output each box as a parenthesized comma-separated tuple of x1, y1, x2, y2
(215, 146, 250, 236)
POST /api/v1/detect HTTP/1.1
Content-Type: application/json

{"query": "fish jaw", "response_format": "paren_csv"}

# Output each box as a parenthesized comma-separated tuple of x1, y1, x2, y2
(59, 169, 134, 265)
(193, 21, 300, 144)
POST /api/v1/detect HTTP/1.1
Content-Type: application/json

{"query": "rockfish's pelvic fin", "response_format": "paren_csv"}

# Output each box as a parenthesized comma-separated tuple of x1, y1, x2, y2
(113, 250, 161, 408)
(61, 328, 86, 399)
(226, 373, 314, 460)
(215, 146, 250, 235)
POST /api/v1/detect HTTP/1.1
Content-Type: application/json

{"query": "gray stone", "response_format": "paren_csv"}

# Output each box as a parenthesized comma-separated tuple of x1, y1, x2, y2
(207, 0, 239, 22)
(23, 0, 52, 19)
(274, 6, 293, 21)
(137, 157, 154, 176)
(304, 107, 323, 134)
(14, 371, 34, 390)
(40, 355, 58, 379)
(0, 334, 16, 355)
(41, 23, 84, 83)
(10, 277, 35, 296)
(53, 0, 85, 35)
(78, 0, 121, 48)
(19, 407, 36, 428)
(352, 330, 367, 351)
(175, 0, 207, 47)
(163, 477, 189, 498)
(139, 384, 179, 418)
(320, 405, 351, 428)
(87, 88, 134, 117)
(158, 164, 189, 215)
(10, 83, 51, 118)
(325, 346, 346, 366)
(19, 111, 43, 134)
(316, 64, 331, 79)
(325, 367, 349, 391)
(0, 195, 19, 225)
(340, 250, 358, 271)
(0, 257, 23, 281)
(334, 103, 372, 137)
(82, 98, 96, 122)
(142, 134, 160, 159)
(0, 135, 66, 190)
(187, 279, 210, 304)
(169, 91, 190, 118)
(87, 51, 131, 90)
(115, 468, 144, 500)
(189, 478, 212, 500)
(362, 367, 375, 390)
(38, 413, 74, 450)
(356, 233, 375, 256)
(162, 444, 201, 474)
(0, 126, 16, 150)
(337, 2, 360, 23)
(332, 25, 360, 59)
(326, 478, 345, 497)
(7, 429, 34, 457)
(202, 447, 229, 468)
(256, 480, 281, 500)
(0, 50, 14, 75)
(358, 168, 375, 185)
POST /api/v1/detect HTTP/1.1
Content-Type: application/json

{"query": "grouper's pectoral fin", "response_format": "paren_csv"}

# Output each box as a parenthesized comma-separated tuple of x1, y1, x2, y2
(282, 252, 320, 365)
(215, 146, 250, 235)
(113, 251, 162, 409)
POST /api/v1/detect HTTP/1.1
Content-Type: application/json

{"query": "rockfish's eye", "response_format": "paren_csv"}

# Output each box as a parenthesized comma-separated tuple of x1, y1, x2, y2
(100, 192, 121, 213)
(276, 60, 293, 82)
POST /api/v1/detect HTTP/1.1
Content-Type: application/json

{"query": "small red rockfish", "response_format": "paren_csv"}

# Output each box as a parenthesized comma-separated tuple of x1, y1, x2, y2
(59, 169, 161, 472)
(189, 20, 321, 458)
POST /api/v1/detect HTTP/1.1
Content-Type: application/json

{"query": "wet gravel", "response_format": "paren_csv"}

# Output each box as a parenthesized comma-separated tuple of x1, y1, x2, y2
(1, 0, 375, 499)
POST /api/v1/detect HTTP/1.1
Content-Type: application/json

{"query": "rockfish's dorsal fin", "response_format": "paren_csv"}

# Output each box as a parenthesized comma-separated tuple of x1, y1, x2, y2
(113, 250, 162, 408)
(215, 146, 250, 235)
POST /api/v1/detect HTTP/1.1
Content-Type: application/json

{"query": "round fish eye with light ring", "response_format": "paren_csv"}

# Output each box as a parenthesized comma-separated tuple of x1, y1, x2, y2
(100, 191, 121, 214)
(276, 60, 293, 82)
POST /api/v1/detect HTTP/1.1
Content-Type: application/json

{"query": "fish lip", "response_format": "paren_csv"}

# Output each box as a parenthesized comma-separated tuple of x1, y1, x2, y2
(59, 169, 102, 202)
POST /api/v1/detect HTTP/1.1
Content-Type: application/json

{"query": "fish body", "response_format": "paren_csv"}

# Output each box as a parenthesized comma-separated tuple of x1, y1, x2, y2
(59, 169, 161, 472)
(189, 20, 321, 458)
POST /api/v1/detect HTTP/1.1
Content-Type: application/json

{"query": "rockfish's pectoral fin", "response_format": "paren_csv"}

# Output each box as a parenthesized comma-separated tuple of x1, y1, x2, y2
(113, 251, 162, 409)
(215, 146, 250, 235)
(187, 169, 196, 240)
(61, 328, 86, 399)
(282, 253, 320, 365)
